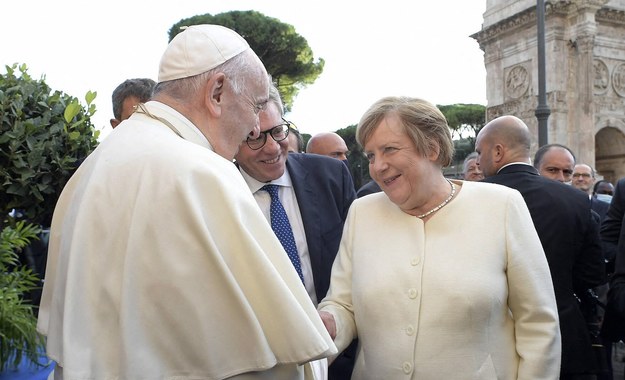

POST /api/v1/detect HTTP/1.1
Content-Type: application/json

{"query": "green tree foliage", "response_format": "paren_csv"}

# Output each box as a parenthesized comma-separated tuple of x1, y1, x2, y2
(168, 10, 324, 111)
(0, 63, 100, 228)
(438, 103, 486, 148)
(438, 103, 486, 178)
(335, 125, 369, 190)
(453, 138, 476, 163)
(301, 133, 311, 151)
(0, 221, 46, 371)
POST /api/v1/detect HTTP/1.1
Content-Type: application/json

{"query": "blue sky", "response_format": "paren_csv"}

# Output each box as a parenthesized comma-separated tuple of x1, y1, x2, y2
(1, 0, 487, 139)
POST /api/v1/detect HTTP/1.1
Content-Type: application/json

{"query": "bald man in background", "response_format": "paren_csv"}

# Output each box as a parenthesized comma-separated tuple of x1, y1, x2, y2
(306, 132, 349, 161)
(476, 115, 605, 380)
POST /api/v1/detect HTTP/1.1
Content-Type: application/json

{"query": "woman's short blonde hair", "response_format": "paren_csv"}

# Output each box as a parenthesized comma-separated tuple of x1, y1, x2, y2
(356, 96, 454, 167)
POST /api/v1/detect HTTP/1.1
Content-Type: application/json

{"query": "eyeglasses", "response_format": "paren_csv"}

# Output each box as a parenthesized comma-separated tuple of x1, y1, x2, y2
(246, 119, 294, 150)
(572, 173, 592, 179)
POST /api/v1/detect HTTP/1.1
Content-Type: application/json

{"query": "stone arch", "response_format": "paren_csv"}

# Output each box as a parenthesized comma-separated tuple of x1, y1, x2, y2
(595, 118, 625, 183)
(473, 0, 625, 185)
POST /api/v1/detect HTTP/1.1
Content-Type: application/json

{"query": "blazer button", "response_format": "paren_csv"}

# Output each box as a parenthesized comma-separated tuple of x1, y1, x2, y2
(411, 257, 420, 266)
(408, 288, 418, 299)
(405, 325, 415, 336)
(402, 361, 413, 374)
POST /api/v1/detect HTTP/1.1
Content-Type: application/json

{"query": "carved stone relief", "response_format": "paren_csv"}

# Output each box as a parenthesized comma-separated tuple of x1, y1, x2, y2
(593, 59, 610, 95)
(595, 93, 625, 112)
(504, 63, 531, 100)
(612, 62, 625, 97)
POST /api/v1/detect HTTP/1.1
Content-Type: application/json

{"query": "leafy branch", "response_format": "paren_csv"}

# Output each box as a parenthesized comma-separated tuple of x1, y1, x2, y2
(0, 221, 46, 371)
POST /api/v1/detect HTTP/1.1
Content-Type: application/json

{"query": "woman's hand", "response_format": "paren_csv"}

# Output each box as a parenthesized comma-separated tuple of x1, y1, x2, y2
(318, 311, 337, 340)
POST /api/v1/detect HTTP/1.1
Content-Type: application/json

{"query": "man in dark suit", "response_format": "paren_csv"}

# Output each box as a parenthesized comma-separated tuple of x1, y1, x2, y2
(476, 115, 605, 380)
(536, 151, 613, 379)
(234, 83, 356, 379)
(601, 178, 625, 326)
(571, 164, 610, 223)
(601, 178, 625, 272)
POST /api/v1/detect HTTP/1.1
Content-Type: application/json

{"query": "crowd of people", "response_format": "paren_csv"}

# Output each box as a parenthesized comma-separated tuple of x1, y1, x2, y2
(24, 23, 625, 380)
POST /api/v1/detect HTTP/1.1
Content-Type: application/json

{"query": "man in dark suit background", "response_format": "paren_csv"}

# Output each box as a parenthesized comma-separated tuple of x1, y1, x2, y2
(534, 147, 613, 379)
(601, 178, 625, 273)
(234, 83, 356, 379)
(572, 164, 610, 228)
(601, 178, 625, 340)
(476, 115, 605, 380)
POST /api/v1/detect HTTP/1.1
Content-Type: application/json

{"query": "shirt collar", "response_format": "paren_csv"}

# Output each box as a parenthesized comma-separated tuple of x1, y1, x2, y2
(497, 161, 532, 173)
(239, 167, 293, 194)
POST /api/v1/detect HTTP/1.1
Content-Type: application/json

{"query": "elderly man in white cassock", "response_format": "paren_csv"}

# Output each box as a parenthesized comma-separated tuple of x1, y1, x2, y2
(37, 24, 336, 380)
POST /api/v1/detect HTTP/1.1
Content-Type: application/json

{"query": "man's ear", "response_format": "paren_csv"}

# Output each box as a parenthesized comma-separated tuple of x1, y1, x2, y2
(206, 73, 226, 117)
(493, 143, 505, 163)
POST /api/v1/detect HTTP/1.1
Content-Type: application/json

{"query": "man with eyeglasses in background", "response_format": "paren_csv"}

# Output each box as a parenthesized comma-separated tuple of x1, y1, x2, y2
(572, 164, 616, 380)
(234, 82, 357, 380)
(573, 164, 596, 191)
(573, 164, 610, 222)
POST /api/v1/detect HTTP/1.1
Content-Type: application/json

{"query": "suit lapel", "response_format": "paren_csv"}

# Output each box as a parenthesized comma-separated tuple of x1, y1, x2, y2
(287, 156, 323, 298)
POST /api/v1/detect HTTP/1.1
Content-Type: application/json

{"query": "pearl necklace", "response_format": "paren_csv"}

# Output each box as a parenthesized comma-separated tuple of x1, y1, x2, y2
(416, 179, 456, 219)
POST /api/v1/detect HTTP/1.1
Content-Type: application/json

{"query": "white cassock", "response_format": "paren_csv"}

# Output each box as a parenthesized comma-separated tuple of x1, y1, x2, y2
(38, 101, 336, 380)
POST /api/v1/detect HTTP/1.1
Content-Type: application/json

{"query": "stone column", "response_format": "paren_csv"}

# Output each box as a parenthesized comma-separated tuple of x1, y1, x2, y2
(567, 0, 606, 166)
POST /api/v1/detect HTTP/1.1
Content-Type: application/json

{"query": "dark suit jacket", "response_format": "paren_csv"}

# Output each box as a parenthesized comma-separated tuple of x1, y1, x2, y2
(285, 153, 356, 300)
(286, 153, 357, 380)
(601, 178, 625, 340)
(601, 178, 625, 268)
(483, 164, 605, 374)
(591, 196, 610, 222)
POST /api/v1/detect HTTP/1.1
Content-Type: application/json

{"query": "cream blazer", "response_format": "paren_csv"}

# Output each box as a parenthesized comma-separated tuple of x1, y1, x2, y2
(319, 180, 561, 380)
(37, 102, 336, 379)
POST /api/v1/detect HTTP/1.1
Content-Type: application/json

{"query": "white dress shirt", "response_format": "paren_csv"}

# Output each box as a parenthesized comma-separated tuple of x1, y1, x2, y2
(239, 168, 318, 305)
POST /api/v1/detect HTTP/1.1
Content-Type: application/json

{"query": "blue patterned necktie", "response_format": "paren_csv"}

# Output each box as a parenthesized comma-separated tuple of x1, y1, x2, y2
(261, 184, 304, 284)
